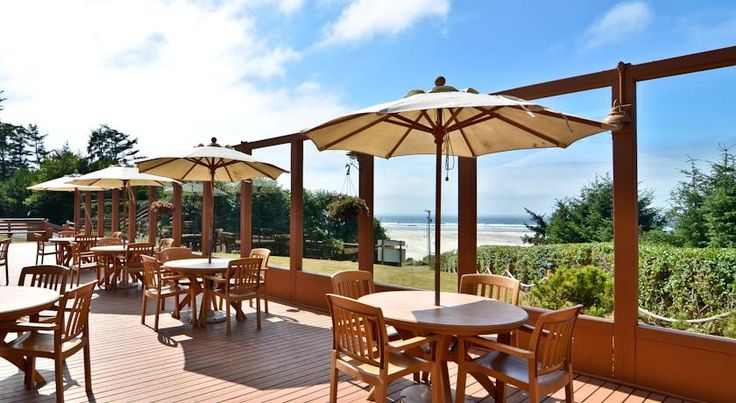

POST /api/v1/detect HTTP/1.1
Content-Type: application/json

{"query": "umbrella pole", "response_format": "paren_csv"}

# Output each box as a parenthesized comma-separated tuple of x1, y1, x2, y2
(122, 181, 128, 244)
(434, 131, 443, 306)
(209, 169, 215, 264)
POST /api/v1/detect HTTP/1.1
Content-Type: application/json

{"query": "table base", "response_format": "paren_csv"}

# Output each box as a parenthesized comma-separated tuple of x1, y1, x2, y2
(178, 309, 227, 324)
(400, 385, 474, 403)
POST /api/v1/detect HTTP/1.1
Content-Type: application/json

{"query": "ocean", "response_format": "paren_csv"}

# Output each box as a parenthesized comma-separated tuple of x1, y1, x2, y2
(377, 215, 532, 259)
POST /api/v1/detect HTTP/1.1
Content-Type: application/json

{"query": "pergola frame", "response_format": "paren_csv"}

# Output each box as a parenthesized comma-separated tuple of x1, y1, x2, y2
(74, 46, 735, 401)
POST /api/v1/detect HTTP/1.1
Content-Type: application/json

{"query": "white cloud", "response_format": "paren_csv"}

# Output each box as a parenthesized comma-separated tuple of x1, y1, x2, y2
(274, 0, 306, 15)
(0, 1, 347, 163)
(320, 0, 450, 46)
(581, 1, 653, 50)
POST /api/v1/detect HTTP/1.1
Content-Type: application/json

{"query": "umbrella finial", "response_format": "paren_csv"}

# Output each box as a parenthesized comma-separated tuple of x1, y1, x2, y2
(435, 76, 446, 86)
(210, 137, 219, 146)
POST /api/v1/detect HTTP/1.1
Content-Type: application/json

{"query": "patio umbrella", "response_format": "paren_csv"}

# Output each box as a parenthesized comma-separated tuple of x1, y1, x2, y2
(69, 166, 179, 241)
(163, 182, 228, 197)
(135, 138, 288, 262)
(27, 174, 109, 232)
(306, 76, 614, 305)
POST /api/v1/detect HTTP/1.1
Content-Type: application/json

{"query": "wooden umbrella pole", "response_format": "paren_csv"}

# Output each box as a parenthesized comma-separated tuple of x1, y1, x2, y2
(209, 168, 215, 264)
(433, 115, 444, 306)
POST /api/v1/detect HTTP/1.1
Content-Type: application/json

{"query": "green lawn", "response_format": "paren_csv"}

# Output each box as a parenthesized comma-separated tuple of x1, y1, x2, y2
(215, 253, 458, 292)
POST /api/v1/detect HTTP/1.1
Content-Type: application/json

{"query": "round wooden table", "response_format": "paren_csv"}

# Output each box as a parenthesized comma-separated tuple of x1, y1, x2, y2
(90, 245, 127, 290)
(359, 291, 528, 402)
(162, 258, 231, 328)
(48, 237, 76, 266)
(0, 286, 60, 387)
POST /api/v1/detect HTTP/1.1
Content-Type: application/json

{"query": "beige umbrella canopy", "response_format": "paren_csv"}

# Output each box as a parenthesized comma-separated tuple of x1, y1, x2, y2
(306, 76, 614, 305)
(28, 174, 109, 232)
(136, 138, 288, 262)
(163, 182, 228, 197)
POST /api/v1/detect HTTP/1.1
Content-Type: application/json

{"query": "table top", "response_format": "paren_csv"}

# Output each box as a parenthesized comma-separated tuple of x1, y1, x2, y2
(91, 245, 127, 253)
(48, 237, 75, 243)
(0, 286, 60, 322)
(359, 291, 528, 336)
(162, 258, 231, 274)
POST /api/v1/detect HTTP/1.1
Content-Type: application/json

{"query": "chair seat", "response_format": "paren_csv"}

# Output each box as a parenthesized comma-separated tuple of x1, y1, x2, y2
(144, 284, 188, 296)
(6, 331, 84, 356)
(340, 351, 429, 378)
(472, 350, 567, 388)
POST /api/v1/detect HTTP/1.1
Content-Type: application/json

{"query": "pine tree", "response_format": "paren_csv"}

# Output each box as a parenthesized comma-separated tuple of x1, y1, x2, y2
(669, 158, 709, 247)
(25, 124, 48, 168)
(86, 124, 140, 166)
(703, 146, 736, 247)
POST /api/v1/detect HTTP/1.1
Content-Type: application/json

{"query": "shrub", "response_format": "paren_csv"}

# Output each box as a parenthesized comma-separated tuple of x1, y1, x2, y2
(528, 265, 613, 317)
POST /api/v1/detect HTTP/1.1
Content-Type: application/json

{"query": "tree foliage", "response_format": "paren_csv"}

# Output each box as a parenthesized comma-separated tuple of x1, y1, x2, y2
(86, 124, 140, 167)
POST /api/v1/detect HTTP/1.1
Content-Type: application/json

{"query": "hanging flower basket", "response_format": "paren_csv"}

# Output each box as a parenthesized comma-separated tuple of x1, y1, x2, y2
(327, 194, 368, 221)
(150, 200, 174, 215)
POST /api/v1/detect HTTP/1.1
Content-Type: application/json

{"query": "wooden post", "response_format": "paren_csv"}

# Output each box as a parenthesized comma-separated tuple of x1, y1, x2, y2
(96, 191, 105, 237)
(147, 186, 157, 243)
(240, 179, 252, 257)
(128, 186, 136, 242)
(457, 157, 478, 283)
(111, 189, 120, 232)
(612, 62, 638, 383)
(172, 183, 182, 246)
(73, 189, 80, 231)
(290, 140, 304, 298)
(84, 192, 92, 235)
(357, 154, 374, 273)
(202, 182, 212, 256)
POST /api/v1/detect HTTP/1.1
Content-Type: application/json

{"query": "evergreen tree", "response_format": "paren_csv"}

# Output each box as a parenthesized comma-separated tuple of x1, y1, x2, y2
(7, 124, 30, 173)
(703, 146, 736, 247)
(25, 124, 48, 168)
(521, 208, 548, 244)
(669, 158, 709, 247)
(86, 124, 140, 167)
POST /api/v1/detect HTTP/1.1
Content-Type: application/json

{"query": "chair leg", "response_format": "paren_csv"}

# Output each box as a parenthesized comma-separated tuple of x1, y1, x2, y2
(454, 339, 466, 403)
(256, 296, 261, 330)
(141, 295, 147, 325)
(565, 379, 574, 403)
(373, 381, 387, 403)
(25, 357, 35, 389)
(190, 289, 198, 326)
(329, 353, 339, 403)
(84, 343, 92, 392)
(154, 296, 161, 332)
(225, 296, 232, 335)
(4, 261, 8, 286)
(264, 288, 269, 314)
(54, 355, 65, 403)
(496, 381, 507, 403)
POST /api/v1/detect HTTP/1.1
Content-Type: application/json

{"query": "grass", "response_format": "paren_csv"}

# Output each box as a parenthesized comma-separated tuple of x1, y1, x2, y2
(214, 253, 458, 292)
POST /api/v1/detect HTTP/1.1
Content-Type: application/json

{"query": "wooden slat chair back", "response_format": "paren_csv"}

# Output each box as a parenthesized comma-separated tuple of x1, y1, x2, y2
(204, 258, 263, 334)
(158, 238, 174, 251)
(454, 305, 582, 403)
(19, 265, 69, 293)
(141, 255, 163, 290)
(96, 237, 122, 246)
(69, 241, 98, 286)
(73, 235, 97, 252)
(159, 246, 193, 263)
(124, 243, 155, 286)
(33, 232, 57, 265)
(0, 238, 9, 285)
(111, 231, 123, 239)
(140, 255, 187, 331)
(331, 270, 374, 299)
(59, 230, 77, 237)
(249, 248, 271, 313)
(326, 293, 437, 403)
(7, 281, 97, 400)
(459, 273, 520, 305)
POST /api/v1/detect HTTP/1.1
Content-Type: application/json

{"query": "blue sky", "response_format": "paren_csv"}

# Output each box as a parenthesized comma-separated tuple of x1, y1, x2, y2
(0, 0, 734, 219)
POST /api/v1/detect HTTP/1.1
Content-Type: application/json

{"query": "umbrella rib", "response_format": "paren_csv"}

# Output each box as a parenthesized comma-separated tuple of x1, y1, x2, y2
(181, 160, 199, 180)
(387, 114, 434, 132)
(386, 113, 425, 159)
(139, 158, 177, 173)
(446, 107, 502, 132)
(244, 161, 279, 180)
(443, 107, 464, 129)
(419, 110, 437, 130)
(321, 115, 392, 149)
(513, 107, 604, 127)
(495, 115, 564, 147)
(458, 127, 477, 157)
(223, 164, 235, 182)
(448, 113, 498, 132)
(309, 113, 368, 132)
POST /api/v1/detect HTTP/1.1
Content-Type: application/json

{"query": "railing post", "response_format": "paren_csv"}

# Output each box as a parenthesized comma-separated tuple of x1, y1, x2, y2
(290, 140, 304, 299)
(84, 191, 92, 235)
(612, 61, 638, 382)
(172, 183, 182, 246)
(97, 191, 105, 237)
(457, 157, 477, 284)
(111, 189, 119, 232)
(73, 189, 80, 231)
(240, 144, 252, 257)
(148, 186, 157, 243)
(357, 153, 374, 273)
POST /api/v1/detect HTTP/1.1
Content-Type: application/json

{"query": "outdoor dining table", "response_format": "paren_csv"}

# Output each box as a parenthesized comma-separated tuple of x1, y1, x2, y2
(161, 258, 231, 328)
(358, 290, 528, 403)
(48, 237, 76, 266)
(0, 286, 60, 387)
(90, 245, 128, 290)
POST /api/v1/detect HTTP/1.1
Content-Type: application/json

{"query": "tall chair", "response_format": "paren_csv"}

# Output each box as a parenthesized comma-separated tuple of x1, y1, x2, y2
(0, 238, 10, 285)
(459, 273, 521, 305)
(33, 232, 57, 265)
(123, 242, 155, 287)
(140, 255, 188, 332)
(204, 257, 262, 335)
(7, 281, 97, 401)
(326, 293, 437, 403)
(454, 305, 583, 403)
(249, 248, 271, 313)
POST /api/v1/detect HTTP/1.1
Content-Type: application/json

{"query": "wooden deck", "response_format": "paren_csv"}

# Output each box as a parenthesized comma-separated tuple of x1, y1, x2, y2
(1, 243, 690, 402)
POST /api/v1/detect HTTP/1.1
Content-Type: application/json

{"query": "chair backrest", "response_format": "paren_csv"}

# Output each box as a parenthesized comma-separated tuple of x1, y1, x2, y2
(159, 247, 193, 263)
(33, 232, 47, 246)
(59, 230, 77, 237)
(159, 238, 174, 251)
(225, 258, 262, 293)
(54, 281, 96, 343)
(326, 293, 388, 370)
(459, 273, 521, 305)
(529, 305, 582, 376)
(331, 270, 374, 299)
(18, 265, 69, 293)
(73, 235, 97, 251)
(249, 248, 271, 268)
(0, 238, 10, 260)
(111, 231, 123, 239)
(126, 243, 155, 269)
(141, 255, 161, 290)
(96, 237, 123, 246)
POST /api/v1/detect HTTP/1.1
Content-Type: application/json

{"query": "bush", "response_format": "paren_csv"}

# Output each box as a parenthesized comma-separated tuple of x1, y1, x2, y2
(528, 265, 613, 317)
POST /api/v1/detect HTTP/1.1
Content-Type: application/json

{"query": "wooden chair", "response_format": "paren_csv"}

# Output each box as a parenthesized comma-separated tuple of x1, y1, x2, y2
(123, 243, 155, 287)
(159, 246, 194, 263)
(69, 242, 97, 286)
(18, 265, 69, 293)
(326, 293, 437, 403)
(0, 238, 10, 285)
(158, 238, 174, 251)
(459, 273, 521, 305)
(204, 257, 262, 335)
(33, 232, 57, 265)
(249, 248, 271, 313)
(140, 255, 188, 332)
(96, 237, 122, 246)
(331, 270, 374, 298)
(111, 231, 123, 239)
(59, 230, 76, 238)
(6, 281, 97, 402)
(454, 305, 583, 403)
